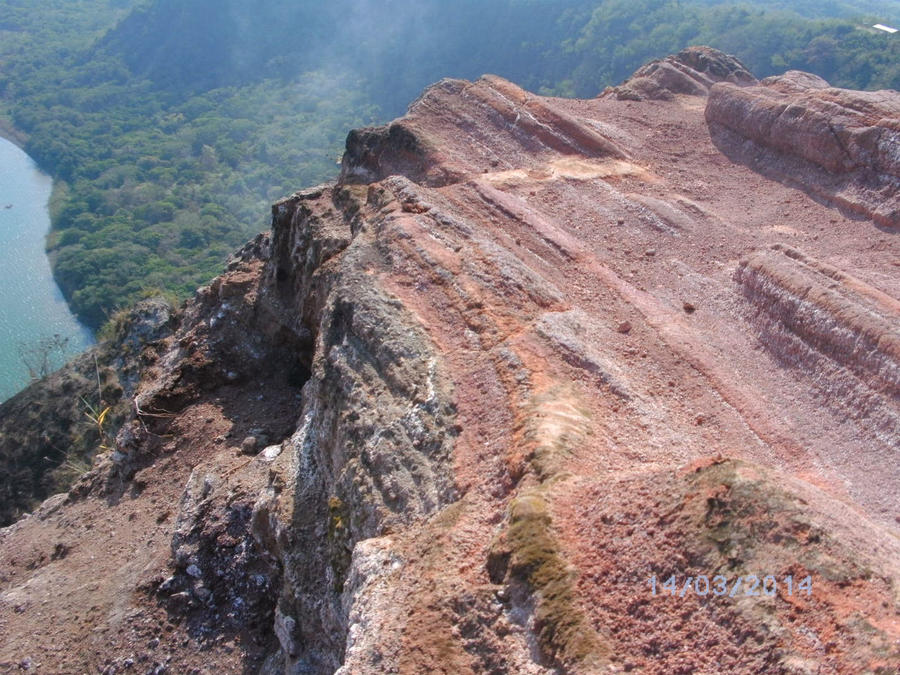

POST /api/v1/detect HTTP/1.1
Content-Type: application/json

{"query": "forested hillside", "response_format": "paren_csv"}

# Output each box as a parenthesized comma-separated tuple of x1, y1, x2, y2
(1, 0, 897, 329)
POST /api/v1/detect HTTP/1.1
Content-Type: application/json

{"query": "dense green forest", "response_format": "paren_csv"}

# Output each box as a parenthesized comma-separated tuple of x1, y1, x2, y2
(1, 0, 897, 329)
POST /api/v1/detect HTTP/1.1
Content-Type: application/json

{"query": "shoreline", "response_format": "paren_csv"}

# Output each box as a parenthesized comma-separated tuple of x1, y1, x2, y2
(0, 132, 93, 349)
(0, 116, 87, 334)
(0, 117, 71, 264)
(0, 115, 29, 150)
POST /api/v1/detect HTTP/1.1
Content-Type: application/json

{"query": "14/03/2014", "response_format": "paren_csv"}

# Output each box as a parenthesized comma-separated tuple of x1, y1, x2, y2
(648, 574, 812, 598)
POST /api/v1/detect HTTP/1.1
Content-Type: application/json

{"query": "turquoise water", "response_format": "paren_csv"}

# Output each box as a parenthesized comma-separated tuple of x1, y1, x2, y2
(0, 136, 93, 403)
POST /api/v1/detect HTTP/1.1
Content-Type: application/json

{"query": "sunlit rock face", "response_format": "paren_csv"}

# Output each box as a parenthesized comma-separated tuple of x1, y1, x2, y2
(610, 45, 757, 101)
(707, 69, 900, 227)
(1, 48, 899, 674)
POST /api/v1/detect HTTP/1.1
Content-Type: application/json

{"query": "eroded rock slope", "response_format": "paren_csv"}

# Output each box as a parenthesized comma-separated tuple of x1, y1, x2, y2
(1, 48, 898, 674)
(707, 70, 900, 227)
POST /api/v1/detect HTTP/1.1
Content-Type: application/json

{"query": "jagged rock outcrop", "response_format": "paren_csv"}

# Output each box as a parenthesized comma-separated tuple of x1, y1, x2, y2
(706, 70, 900, 227)
(1, 48, 899, 674)
(609, 46, 756, 101)
(261, 183, 460, 672)
(0, 298, 175, 526)
(342, 75, 629, 187)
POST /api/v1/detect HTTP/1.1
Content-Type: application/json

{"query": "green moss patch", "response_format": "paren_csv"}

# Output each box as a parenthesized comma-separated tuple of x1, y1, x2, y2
(506, 491, 609, 669)
(684, 459, 870, 584)
(327, 495, 353, 592)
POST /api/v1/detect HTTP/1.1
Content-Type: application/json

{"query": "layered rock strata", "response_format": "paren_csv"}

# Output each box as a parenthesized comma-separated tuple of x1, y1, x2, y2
(611, 45, 757, 101)
(707, 70, 900, 227)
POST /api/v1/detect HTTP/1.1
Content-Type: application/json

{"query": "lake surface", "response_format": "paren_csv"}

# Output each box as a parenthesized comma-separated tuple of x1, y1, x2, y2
(0, 136, 93, 403)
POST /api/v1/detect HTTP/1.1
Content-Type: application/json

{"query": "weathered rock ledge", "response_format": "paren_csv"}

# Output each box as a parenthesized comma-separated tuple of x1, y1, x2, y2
(609, 46, 757, 101)
(706, 70, 900, 227)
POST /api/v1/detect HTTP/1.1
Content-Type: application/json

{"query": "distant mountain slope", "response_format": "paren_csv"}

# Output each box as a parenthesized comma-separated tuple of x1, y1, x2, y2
(693, 0, 900, 23)
(97, 0, 339, 92)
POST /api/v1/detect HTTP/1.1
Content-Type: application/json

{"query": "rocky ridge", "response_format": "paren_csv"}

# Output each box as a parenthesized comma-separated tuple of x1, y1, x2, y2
(610, 46, 757, 101)
(1, 48, 899, 674)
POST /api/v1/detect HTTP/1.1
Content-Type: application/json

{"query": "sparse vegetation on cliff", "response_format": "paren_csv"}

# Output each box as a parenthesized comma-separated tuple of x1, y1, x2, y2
(490, 389, 610, 669)
(506, 492, 610, 668)
(0, 298, 174, 526)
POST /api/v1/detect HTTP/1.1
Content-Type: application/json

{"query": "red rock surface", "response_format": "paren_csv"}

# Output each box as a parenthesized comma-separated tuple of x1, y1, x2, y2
(611, 46, 757, 101)
(1, 50, 898, 674)
(707, 70, 900, 227)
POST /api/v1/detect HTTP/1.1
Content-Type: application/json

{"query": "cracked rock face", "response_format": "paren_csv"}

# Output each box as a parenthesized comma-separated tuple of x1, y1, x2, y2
(1, 47, 899, 674)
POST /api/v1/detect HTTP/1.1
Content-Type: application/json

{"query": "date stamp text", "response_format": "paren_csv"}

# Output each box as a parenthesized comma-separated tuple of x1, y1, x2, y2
(647, 574, 812, 598)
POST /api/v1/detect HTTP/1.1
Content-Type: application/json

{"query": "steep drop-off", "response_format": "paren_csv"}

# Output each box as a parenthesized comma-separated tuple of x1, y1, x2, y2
(1, 48, 898, 674)
(0, 299, 175, 527)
